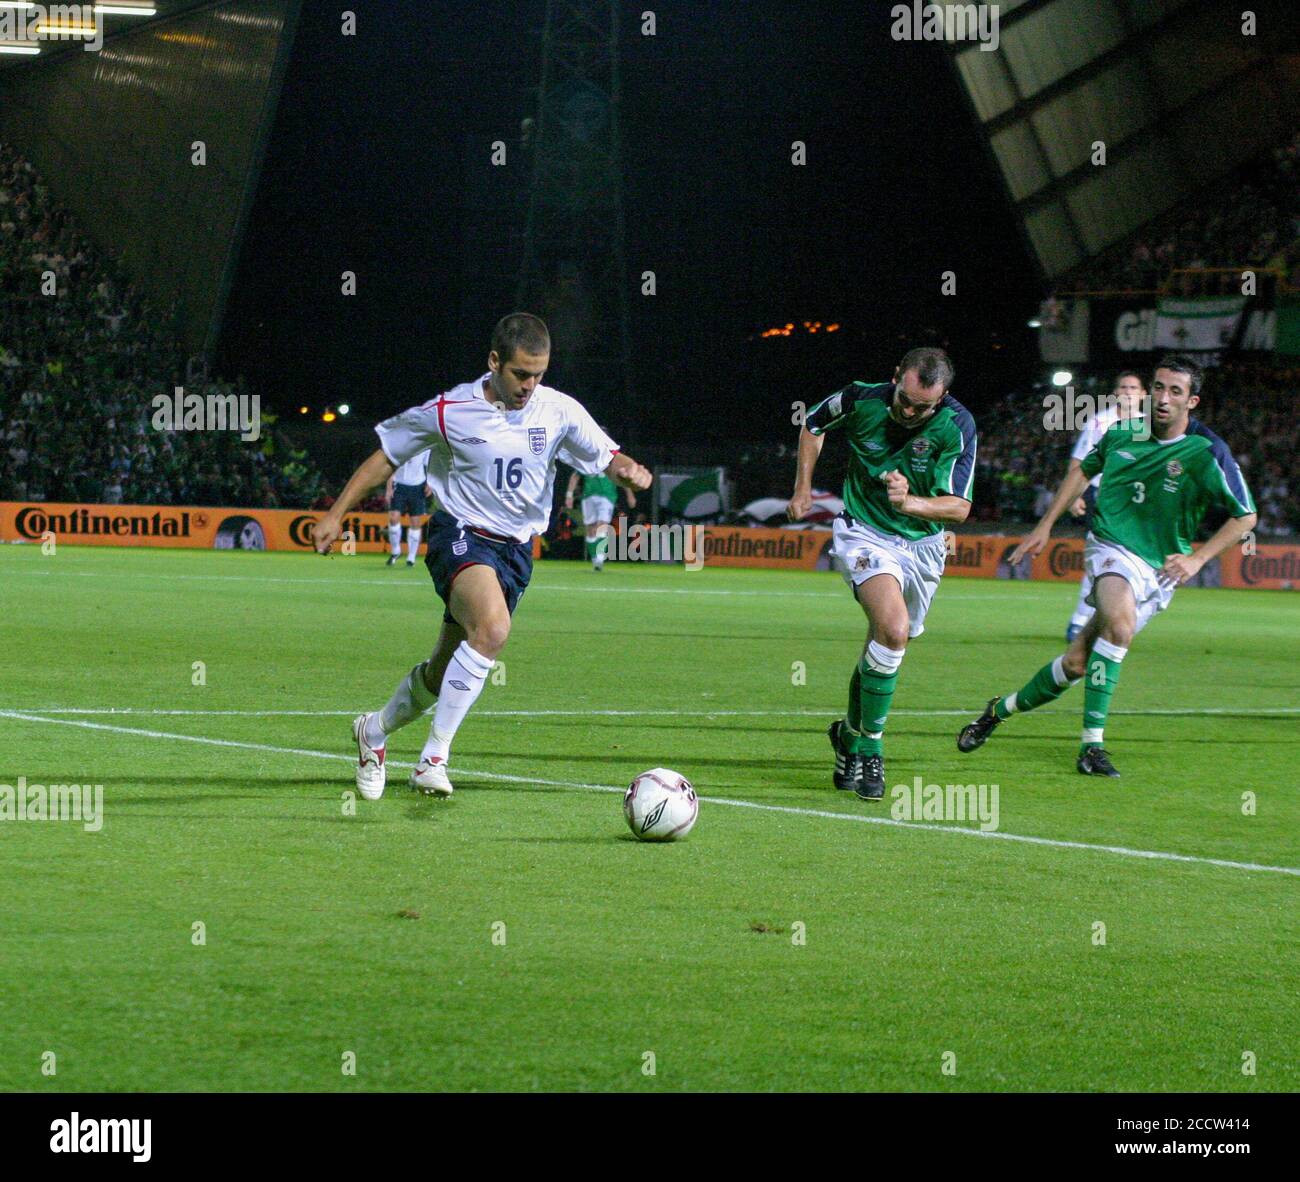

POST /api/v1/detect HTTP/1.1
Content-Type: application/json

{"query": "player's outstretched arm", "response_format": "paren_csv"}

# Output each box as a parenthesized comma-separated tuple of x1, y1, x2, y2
(606, 452, 652, 492)
(1064, 459, 1089, 517)
(564, 469, 579, 509)
(1009, 466, 1091, 564)
(1161, 511, 1257, 585)
(788, 426, 825, 520)
(315, 448, 396, 554)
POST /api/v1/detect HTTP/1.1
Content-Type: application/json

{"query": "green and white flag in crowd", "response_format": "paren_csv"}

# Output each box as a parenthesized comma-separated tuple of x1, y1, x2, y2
(657, 469, 727, 519)
(1154, 295, 1247, 355)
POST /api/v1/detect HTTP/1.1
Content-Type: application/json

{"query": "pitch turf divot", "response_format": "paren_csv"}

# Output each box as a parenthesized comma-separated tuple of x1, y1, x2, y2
(2, 708, 1297, 880)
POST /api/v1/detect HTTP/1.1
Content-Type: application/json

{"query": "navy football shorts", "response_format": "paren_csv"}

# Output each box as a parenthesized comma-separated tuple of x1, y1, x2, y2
(390, 482, 428, 517)
(424, 510, 533, 625)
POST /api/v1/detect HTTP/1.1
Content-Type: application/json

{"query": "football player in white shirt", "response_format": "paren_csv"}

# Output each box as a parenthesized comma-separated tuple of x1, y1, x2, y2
(384, 448, 432, 566)
(1063, 371, 1146, 641)
(313, 313, 652, 798)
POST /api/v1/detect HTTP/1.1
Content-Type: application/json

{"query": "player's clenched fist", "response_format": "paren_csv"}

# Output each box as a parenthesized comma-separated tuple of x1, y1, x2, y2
(611, 458, 652, 492)
(313, 515, 343, 555)
(883, 469, 909, 508)
(787, 489, 812, 521)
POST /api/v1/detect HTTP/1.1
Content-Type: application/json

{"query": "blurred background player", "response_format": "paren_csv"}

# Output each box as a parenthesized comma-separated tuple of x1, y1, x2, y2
(385, 448, 433, 567)
(789, 346, 977, 801)
(958, 355, 1256, 778)
(1062, 371, 1147, 640)
(564, 467, 637, 570)
(312, 313, 651, 798)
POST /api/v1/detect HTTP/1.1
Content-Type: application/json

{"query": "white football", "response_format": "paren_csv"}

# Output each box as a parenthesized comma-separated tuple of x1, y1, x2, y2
(623, 768, 698, 842)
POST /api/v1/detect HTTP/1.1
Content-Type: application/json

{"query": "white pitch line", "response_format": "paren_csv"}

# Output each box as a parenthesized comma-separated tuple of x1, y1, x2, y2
(2, 567, 837, 597)
(1, 709, 1296, 879)
(5, 706, 1298, 719)
(0, 565, 1023, 600)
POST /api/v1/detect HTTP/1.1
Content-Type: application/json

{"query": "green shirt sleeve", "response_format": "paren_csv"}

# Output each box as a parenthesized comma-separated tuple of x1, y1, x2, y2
(805, 384, 862, 436)
(1079, 426, 1108, 480)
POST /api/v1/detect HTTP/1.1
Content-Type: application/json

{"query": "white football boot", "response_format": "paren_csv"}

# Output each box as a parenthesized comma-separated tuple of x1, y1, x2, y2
(352, 713, 386, 800)
(410, 756, 454, 797)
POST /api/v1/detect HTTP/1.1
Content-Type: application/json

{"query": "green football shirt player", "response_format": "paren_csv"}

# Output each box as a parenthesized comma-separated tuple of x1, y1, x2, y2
(789, 346, 977, 800)
(958, 354, 1257, 777)
(564, 468, 635, 570)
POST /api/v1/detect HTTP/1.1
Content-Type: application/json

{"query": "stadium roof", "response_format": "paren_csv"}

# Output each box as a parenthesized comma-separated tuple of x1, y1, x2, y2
(0, 2, 211, 70)
(944, 0, 1300, 279)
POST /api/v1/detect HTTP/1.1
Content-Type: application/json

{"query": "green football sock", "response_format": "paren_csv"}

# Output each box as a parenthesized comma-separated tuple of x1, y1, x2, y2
(853, 641, 904, 757)
(995, 655, 1081, 719)
(584, 538, 594, 561)
(845, 665, 862, 735)
(593, 533, 609, 561)
(1081, 638, 1126, 750)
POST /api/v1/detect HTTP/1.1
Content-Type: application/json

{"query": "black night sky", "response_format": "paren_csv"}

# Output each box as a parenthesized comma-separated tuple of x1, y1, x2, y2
(218, 1, 1042, 454)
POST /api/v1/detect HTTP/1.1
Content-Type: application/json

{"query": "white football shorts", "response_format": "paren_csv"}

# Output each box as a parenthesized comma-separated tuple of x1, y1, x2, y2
(1083, 533, 1175, 635)
(831, 514, 948, 638)
(581, 495, 615, 525)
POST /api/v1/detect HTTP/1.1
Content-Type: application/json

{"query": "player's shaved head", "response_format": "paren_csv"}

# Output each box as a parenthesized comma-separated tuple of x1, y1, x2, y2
(896, 346, 955, 393)
(887, 347, 954, 426)
(491, 313, 551, 366)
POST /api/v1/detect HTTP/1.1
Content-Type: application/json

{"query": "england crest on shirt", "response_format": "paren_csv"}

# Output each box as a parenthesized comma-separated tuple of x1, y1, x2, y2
(528, 427, 547, 455)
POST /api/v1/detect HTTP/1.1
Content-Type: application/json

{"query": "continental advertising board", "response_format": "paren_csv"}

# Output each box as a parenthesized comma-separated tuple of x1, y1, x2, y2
(0, 501, 542, 558)
(2, 504, 1291, 588)
(1, 501, 394, 552)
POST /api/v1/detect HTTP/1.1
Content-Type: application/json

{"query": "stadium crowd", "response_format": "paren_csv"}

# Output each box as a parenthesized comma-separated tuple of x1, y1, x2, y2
(972, 365, 1300, 536)
(0, 142, 321, 508)
(1, 133, 1294, 539)
(1060, 129, 1300, 293)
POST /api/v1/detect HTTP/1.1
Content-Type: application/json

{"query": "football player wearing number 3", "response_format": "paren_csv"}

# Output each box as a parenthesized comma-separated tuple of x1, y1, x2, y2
(314, 313, 652, 798)
(958, 355, 1256, 777)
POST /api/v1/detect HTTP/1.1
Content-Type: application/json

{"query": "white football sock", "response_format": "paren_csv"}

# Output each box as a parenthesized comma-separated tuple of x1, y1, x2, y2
(406, 525, 421, 560)
(421, 641, 495, 763)
(388, 523, 402, 555)
(865, 639, 904, 675)
(367, 662, 438, 746)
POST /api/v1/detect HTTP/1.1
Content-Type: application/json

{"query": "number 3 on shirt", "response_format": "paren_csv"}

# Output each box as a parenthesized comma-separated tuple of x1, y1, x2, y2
(493, 457, 523, 490)
(1131, 480, 1145, 503)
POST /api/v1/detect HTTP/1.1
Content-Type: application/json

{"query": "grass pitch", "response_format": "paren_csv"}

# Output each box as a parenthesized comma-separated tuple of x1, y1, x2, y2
(1, 544, 1296, 1092)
